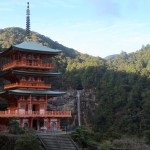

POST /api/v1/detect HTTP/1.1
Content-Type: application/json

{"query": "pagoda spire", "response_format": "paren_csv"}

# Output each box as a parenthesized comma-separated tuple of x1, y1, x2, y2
(26, 2, 31, 38)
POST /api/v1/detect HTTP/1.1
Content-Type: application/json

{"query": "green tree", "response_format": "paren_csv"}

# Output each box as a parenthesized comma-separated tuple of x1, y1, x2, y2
(8, 118, 24, 135)
(15, 129, 43, 150)
(71, 126, 99, 149)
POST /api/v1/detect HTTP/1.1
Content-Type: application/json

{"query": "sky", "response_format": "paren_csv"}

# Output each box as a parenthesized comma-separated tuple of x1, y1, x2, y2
(0, 0, 150, 58)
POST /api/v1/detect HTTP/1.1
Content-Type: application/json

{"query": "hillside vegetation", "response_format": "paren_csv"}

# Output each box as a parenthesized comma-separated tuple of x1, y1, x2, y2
(0, 27, 150, 139)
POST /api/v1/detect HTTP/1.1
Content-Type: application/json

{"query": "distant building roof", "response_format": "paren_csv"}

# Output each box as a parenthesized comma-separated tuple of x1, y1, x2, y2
(0, 41, 62, 56)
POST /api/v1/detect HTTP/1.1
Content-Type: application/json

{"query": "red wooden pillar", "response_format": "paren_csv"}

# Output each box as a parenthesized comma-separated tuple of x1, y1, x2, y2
(30, 94, 32, 114)
(57, 118, 60, 130)
(37, 118, 40, 131)
(28, 118, 31, 128)
(47, 118, 50, 131)
(29, 118, 33, 128)
(46, 95, 47, 111)
(52, 97, 54, 110)
(20, 118, 23, 128)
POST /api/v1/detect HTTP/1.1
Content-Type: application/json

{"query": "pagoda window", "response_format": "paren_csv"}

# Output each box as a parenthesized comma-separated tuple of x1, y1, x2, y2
(39, 97, 44, 101)
(33, 61, 37, 66)
(36, 55, 40, 60)
(28, 77, 32, 81)
(6, 58, 11, 63)
(19, 103, 25, 109)
(40, 104, 45, 109)
(30, 77, 35, 81)
(20, 96, 25, 101)
(21, 77, 26, 81)
(27, 97, 30, 101)
(5, 58, 9, 64)
(22, 55, 26, 59)
(29, 77, 35, 81)
(37, 77, 41, 82)
(32, 55, 35, 59)
(15, 55, 18, 60)
(32, 96, 37, 101)
(17, 54, 20, 60)
(28, 55, 32, 59)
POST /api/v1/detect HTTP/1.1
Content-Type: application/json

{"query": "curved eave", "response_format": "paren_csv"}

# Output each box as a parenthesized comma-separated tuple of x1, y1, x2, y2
(12, 46, 61, 55)
(0, 41, 62, 56)
(8, 89, 66, 96)
(0, 46, 12, 57)
(0, 91, 5, 94)
(13, 41, 61, 54)
(13, 70, 61, 76)
(0, 69, 61, 77)
(0, 71, 6, 77)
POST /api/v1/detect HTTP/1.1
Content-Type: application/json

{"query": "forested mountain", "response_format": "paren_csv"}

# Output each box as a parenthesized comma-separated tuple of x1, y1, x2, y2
(0, 27, 81, 58)
(0, 27, 150, 138)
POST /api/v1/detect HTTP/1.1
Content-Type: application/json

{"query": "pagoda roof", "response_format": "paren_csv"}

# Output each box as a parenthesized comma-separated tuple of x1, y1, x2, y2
(0, 91, 5, 94)
(0, 89, 65, 96)
(0, 41, 61, 56)
(0, 69, 61, 77)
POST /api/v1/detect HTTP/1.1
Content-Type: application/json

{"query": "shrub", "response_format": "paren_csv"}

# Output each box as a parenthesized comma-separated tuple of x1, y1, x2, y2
(0, 133, 18, 150)
(8, 118, 24, 135)
(71, 126, 100, 149)
(15, 129, 43, 150)
(144, 130, 150, 145)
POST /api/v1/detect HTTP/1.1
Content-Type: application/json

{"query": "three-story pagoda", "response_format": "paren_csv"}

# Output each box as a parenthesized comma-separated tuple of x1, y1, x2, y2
(0, 41, 71, 131)
(0, 2, 71, 131)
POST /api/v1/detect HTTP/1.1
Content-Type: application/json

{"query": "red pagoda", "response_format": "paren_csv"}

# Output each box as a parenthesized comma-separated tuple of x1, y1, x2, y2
(0, 2, 71, 131)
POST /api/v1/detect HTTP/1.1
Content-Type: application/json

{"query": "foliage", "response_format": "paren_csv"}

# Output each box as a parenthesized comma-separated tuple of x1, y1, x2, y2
(144, 130, 150, 145)
(112, 137, 150, 150)
(100, 141, 112, 150)
(15, 129, 43, 150)
(0, 133, 18, 150)
(71, 126, 100, 149)
(8, 118, 24, 135)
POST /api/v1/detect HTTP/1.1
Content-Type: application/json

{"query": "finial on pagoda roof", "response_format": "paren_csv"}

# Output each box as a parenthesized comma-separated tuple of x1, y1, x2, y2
(26, 2, 31, 39)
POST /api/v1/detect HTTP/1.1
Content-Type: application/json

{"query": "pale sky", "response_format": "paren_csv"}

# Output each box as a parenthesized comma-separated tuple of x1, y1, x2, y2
(0, 0, 150, 58)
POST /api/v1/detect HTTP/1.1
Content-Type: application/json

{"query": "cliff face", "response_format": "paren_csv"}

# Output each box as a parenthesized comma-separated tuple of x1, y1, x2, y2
(61, 89, 96, 126)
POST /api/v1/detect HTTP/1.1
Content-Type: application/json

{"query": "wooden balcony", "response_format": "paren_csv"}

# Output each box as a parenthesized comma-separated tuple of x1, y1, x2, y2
(2, 60, 55, 71)
(0, 111, 72, 118)
(4, 82, 51, 90)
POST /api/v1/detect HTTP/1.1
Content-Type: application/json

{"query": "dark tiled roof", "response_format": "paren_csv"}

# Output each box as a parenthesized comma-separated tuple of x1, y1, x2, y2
(0, 41, 61, 55)
(0, 91, 5, 94)
(8, 89, 66, 96)
(13, 41, 61, 53)
(13, 70, 61, 76)
(0, 69, 61, 77)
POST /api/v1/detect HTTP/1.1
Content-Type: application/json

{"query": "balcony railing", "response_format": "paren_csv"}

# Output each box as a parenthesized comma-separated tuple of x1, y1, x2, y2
(4, 82, 51, 90)
(2, 60, 54, 71)
(0, 111, 72, 118)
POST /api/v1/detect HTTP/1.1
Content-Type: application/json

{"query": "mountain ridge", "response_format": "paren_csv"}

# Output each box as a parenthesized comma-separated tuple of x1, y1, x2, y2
(0, 27, 88, 59)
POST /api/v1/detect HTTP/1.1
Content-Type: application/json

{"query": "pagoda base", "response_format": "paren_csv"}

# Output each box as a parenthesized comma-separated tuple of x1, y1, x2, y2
(0, 117, 68, 132)
(19, 117, 61, 131)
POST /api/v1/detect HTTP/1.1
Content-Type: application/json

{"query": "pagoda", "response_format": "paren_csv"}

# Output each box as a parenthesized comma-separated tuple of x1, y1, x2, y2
(0, 2, 71, 131)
